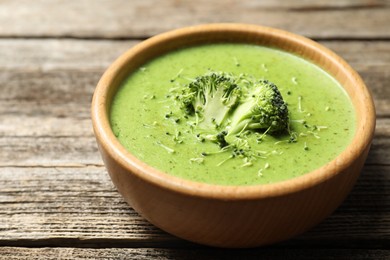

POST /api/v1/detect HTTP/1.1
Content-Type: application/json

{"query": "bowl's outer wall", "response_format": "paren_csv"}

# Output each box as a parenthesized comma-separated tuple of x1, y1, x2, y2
(97, 141, 370, 247)
(92, 24, 376, 248)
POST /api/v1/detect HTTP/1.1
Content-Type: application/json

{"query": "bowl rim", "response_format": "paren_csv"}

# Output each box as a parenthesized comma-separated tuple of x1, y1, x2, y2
(91, 23, 376, 200)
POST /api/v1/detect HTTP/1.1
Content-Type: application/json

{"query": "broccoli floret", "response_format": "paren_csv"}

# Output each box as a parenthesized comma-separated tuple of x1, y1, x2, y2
(227, 79, 289, 136)
(177, 72, 288, 138)
(172, 71, 290, 166)
(178, 72, 241, 129)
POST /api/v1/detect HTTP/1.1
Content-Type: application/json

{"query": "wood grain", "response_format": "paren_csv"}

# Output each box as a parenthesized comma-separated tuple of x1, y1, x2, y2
(0, 0, 389, 253)
(0, 247, 389, 260)
(1, 40, 388, 116)
(0, 39, 136, 70)
(0, 0, 388, 39)
(0, 165, 388, 248)
(0, 40, 388, 69)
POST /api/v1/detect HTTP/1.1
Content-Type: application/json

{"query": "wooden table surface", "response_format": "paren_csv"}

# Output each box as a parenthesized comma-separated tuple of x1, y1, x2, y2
(0, 1, 389, 259)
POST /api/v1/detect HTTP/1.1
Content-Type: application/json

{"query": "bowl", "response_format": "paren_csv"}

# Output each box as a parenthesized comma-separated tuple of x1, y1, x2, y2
(91, 23, 375, 248)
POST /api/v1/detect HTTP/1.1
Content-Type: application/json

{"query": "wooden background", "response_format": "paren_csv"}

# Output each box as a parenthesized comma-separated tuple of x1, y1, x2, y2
(0, 0, 389, 259)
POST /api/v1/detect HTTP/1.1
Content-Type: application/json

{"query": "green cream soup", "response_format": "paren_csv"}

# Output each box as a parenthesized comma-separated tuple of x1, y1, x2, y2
(110, 44, 355, 185)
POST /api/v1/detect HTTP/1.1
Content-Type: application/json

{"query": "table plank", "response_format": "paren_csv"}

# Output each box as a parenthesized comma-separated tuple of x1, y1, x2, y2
(0, 0, 389, 39)
(0, 21, 389, 255)
(2, 40, 389, 69)
(0, 39, 136, 70)
(0, 0, 388, 258)
(1, 40, 389, 116)
(0, 247, 389, 260)
(0, 165, 388, 248)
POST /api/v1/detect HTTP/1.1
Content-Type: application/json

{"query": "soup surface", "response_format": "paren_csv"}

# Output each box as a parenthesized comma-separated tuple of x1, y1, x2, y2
(110, 44, 355, 185)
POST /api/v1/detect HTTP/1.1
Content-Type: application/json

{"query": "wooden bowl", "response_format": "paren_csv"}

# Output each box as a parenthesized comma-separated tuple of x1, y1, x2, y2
(91, 24, 375, 248)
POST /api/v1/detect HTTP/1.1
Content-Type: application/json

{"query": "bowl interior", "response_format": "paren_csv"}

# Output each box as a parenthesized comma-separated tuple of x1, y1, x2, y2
(92, 23, 375, 199)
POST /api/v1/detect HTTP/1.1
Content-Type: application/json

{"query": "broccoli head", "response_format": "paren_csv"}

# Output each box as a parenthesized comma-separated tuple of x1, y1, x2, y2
(177, 72, 241, 129)
(227, 79, 289, 136)
(175, 72, 289, 146)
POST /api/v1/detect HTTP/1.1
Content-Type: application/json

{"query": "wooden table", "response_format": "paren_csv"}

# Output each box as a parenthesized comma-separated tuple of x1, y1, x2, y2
(0, 1, 389, 259)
